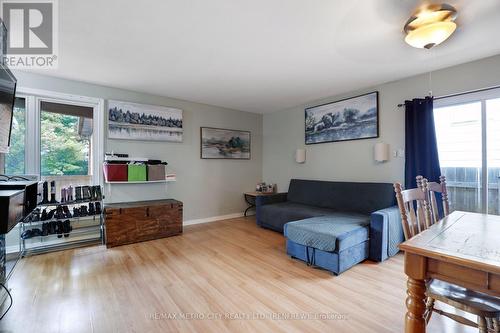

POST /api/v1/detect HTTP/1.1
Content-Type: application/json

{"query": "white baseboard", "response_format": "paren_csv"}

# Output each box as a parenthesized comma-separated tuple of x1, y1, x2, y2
(183, 211, 254, 226)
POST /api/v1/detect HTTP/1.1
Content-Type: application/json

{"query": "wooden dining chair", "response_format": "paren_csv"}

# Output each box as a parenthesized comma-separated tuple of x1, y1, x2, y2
(416, 175, 450, 225)
(393, 182, 431, 240)
(394, 182, 500, 333)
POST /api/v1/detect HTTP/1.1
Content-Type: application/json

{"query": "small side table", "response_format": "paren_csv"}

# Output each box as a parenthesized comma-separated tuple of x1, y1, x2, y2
(243, 192, 275, 217)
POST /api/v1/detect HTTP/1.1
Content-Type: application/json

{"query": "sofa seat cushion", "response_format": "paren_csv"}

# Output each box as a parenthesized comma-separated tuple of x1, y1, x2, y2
(258, 202, 336, 231)
(284, 214, 370, 252)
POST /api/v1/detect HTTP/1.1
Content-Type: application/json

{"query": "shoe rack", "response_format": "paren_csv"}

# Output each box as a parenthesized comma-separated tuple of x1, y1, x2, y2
(20, 184, 104, 256)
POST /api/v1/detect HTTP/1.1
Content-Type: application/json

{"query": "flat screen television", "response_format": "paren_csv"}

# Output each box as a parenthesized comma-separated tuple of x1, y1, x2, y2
(0, 62, 16, 154)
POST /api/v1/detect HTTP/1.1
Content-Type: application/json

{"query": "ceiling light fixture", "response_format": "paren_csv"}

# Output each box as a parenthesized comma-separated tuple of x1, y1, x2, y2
(404, 3, 458, 49)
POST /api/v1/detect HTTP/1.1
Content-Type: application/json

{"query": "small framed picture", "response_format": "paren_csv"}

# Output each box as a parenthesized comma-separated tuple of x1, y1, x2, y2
(200, 127, 251, 160)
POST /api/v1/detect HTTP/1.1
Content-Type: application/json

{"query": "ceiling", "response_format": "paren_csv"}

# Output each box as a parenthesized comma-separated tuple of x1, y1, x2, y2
(31, 0, 500, 113)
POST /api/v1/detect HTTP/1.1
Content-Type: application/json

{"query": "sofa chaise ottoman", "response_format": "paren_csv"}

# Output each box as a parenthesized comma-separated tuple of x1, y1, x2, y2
(256, 179, 403, 266)
(284, 214, 370, 275)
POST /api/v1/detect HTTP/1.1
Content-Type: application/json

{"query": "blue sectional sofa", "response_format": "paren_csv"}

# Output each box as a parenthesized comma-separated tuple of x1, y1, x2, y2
(255, 179, 403, 274)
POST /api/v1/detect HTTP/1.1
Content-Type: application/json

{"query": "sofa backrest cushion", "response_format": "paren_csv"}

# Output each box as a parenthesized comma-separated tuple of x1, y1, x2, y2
(287, 179, 395, 214)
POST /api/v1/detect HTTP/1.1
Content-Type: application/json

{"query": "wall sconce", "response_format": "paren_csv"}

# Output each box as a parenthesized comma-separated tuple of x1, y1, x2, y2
(295, 149, 306, 164)
(374, 143, 390, 163)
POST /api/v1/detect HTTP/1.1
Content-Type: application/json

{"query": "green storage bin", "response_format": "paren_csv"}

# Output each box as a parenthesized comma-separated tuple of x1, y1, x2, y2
(128, 164, 147, 181)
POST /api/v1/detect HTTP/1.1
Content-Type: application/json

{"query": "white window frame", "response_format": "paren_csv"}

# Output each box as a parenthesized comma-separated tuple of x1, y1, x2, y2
(434, 87, 500, 213)
(17, 87, 105, 185)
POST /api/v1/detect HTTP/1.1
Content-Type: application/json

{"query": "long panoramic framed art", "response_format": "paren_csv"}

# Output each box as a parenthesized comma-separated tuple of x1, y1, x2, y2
(305, 91, 379, 144)
(108, 100, 183, 142)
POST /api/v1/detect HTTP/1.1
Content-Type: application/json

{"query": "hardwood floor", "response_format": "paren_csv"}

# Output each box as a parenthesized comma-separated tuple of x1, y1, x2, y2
(0, 217, 476, 333)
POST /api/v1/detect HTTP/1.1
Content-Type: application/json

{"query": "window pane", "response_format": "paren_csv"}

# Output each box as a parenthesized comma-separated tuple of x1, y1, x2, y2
(487, 98, 500, 215)
(40, 102, 94, 200)
(41, 104, 93, 175)
(434, 102, 483, 213)
(4, 97, 26, 175)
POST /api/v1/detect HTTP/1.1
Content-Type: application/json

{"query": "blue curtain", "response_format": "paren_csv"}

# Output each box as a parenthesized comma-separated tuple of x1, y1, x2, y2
(404, 96, 441, 189)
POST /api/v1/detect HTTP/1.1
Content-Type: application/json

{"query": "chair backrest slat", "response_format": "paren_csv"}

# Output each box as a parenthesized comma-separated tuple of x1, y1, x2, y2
(416, 175, 451, 225)
(394, 182, 431, 240)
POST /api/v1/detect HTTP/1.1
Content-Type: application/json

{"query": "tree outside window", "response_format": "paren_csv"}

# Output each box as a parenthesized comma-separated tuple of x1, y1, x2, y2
(40, 112, 91, 176)
(4, 98, 26, 175)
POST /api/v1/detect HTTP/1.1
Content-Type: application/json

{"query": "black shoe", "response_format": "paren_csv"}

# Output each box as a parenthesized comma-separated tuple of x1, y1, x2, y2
(80, 205, 88, 217)
(94, 186, 103, 201)
(21, 230, 33, 239)
(47, 209, 56, 220)
(95, 202, 102, 215)
(75, 186, 82, 202)
(41, 181, 49, 204)
(31, 208, 41, 222)
(31, 228, 42, 237)
(42, 222, 49, 236)
(89, 186, 96, 201)
(88, 202, 95, 215)
(56, 221, 63, 238)
(63, 220, 72, 237)
(49, 181, 58, 204)
(48, 221, 56, 234)
(63, 205, 72, 218)
(82, 186, 91, 201)
(41, 209, 48, 221)
(55, 205, 64, 220)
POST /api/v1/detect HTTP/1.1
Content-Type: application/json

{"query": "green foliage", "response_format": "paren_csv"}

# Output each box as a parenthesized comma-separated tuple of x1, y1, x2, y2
(40, 112, 89, 176)
(5, 106, 25, 174)
(343, 108, 360, 123)
(227, 136, 244, 149)
(4, 104, 91, 176)
(305, 111, 316, 131)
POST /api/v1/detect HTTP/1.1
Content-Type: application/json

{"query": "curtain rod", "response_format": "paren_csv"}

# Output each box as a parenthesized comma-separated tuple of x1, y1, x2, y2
(396, 84, 500, 108)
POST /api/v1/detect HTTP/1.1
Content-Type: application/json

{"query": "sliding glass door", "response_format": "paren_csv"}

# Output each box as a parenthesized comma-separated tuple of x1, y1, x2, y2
(487, 98, 500, 214)
(434, 88, 500, 215)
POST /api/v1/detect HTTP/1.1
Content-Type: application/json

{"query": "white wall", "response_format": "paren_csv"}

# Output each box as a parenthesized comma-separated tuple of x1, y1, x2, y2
(13, 71, 263, 222)
(263, 54, 500, 191)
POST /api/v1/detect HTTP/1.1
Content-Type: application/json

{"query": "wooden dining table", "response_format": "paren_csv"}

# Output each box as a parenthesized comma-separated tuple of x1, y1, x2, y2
(399, 211, 500, 333)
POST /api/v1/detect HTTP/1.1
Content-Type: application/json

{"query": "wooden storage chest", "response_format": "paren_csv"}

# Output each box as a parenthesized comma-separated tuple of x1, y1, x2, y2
(104, 199, 183, 248)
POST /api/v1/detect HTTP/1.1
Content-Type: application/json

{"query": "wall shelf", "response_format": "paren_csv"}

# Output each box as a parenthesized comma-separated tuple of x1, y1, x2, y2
(105, 178, 176, 184)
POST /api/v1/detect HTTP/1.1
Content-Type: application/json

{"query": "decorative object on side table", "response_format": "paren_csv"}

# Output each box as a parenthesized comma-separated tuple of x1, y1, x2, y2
(255, 182, 276, 194)
(305, 91, 379, 144)
(200, 127, 250, 159)
(108, 100, 183, 142)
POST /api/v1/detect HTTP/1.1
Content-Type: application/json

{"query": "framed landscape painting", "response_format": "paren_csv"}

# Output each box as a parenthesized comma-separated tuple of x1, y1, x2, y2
(108, 100, 183, 142)
(200, 127, 251, 159)
(305, 91, 379, 144)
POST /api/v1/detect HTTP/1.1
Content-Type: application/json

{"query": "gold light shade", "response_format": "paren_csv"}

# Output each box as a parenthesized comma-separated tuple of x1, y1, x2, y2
(405, 21, 457, 49)
(404, 3, 458, 49)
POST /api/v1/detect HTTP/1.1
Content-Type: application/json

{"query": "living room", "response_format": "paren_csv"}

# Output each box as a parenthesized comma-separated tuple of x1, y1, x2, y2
(0, 1, 500, 332)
